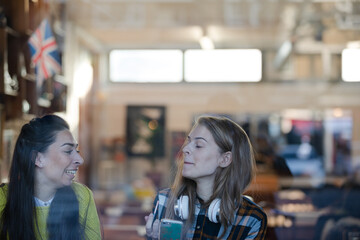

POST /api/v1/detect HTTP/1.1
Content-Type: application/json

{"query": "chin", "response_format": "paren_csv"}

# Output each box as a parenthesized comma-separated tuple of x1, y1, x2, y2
(182, 172, 193, 180)
(63, 180, 73, 186)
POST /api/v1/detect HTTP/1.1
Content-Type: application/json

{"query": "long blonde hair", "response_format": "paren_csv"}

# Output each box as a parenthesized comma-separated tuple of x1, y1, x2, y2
(164, 115, 256, 238)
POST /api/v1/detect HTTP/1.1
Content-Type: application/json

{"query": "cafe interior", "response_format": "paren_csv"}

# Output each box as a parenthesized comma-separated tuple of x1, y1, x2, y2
(1, 0, 360, 239)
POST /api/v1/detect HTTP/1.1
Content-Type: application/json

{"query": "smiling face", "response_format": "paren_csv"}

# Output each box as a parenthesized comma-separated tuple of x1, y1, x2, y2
(35, 130, 84, 190)
(182, 124, 227, 185)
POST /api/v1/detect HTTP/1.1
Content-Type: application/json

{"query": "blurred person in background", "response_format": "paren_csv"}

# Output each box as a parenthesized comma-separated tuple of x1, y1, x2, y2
(0, 114, 102, 240)
(254, 133, 292, 178)
(145, 115, 267, 239)
(313, 168, 360, 240)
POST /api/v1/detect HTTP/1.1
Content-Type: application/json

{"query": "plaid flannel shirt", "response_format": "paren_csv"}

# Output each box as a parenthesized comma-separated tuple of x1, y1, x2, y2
(152, 188, 267, 240)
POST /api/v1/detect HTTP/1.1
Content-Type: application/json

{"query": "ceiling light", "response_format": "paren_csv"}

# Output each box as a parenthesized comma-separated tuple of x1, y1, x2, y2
(199, 36, 214, 50)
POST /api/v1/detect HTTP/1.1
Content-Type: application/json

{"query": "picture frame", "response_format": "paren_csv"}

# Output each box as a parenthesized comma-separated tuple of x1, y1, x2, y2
(126, 105, 166, 158)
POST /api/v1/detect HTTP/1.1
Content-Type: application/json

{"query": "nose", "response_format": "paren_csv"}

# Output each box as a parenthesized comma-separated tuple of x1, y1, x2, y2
(74, 152, 84, 166)
(182, 143, 190, 155)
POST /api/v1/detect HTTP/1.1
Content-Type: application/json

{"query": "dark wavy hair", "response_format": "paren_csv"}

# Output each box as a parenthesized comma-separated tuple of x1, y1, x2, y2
(0, 114, 84, 240)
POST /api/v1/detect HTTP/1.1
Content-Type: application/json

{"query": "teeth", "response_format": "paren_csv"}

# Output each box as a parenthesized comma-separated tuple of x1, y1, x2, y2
(65, 170, 77, 175)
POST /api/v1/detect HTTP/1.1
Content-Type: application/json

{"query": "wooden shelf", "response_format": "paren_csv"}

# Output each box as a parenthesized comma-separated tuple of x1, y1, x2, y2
(0, 0, 66, 120)
(5, 26, 21, 37)
(23, 73, 36, 82)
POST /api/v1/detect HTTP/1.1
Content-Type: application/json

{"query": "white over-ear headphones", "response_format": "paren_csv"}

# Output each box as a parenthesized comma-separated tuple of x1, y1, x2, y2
(174, 195, 221, 223)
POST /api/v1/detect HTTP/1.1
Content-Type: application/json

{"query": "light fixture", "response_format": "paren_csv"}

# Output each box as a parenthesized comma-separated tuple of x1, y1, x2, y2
(199, 27, 214, 50)
(199, 36, 214, 50)
(333, 108, 344, 118)
(274, 40, 293, 70)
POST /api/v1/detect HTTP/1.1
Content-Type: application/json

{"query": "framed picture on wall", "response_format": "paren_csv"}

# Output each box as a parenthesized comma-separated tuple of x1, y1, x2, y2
(126, 105, 166, 158)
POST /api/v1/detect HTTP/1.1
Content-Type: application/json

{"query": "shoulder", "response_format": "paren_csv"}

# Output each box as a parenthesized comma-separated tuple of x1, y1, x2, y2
(0, 183, 8, 193)
(237, 195, 267, 222)
(231, 196, 267, 239)
(71, 181, 93, 202)
(0, 183, 8, 205)
(71, 181, 92, 194)
(0, 184, 8, 212)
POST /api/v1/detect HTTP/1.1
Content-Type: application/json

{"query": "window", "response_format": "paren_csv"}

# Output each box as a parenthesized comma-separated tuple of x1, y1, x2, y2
(184, 49, 262, 82)
(342, 48, 360, 82)
(109, 49, 262, 83)
(109, 50, 183, 82)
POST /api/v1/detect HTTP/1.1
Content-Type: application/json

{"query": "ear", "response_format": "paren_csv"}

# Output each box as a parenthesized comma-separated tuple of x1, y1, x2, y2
(35, 152, 45, 168)
(219, 151, 232, 168)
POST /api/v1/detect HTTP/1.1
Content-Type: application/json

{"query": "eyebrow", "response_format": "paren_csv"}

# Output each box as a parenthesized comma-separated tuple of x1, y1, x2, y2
(187, 136, 208, 142)
(60, 143, 78, 148)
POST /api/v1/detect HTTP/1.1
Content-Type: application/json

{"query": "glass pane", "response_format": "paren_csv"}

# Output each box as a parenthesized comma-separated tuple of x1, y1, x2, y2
(109, 50, 183, 82)
(184, 49, 262, 82)
(342, 48, 360, 82)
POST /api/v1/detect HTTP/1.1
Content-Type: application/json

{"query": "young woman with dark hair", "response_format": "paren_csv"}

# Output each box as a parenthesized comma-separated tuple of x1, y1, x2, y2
(0, 114, 102, 239)
(145, 115, 267, 239)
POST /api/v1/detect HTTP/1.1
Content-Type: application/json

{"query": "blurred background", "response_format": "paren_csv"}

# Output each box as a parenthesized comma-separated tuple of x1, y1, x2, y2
(1, 0, 360, 239)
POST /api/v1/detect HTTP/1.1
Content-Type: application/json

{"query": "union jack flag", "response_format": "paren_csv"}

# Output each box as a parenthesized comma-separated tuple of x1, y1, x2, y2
(28, 19, 61, 87)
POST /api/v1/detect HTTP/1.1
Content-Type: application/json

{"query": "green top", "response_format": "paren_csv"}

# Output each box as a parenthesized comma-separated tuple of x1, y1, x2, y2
(0, 182, 102, 240)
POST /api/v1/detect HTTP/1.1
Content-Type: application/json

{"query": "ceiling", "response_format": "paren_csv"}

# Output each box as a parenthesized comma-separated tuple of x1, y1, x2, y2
(62, 0, 360, 52)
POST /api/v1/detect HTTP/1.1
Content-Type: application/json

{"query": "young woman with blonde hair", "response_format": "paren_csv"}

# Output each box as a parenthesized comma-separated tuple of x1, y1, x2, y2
(146, 115, 267, 239)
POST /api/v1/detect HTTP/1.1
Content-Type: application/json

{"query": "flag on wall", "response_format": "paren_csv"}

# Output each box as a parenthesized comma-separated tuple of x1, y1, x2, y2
(28, 19, 62, 87)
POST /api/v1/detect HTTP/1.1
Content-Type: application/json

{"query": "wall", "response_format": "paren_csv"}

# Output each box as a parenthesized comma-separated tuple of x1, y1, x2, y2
(87, 81, 360, 189)
(97, 82, 360, 136)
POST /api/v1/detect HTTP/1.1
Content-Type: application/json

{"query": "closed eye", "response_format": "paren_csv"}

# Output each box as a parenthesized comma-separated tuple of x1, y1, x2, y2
(65, 149, 80, 154)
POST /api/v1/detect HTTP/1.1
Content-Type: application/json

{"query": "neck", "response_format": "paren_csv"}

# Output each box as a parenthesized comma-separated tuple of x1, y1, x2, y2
(34, 184, 56, 202)
(195, 178, 214, 202)
(34, 171, 56, 202)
